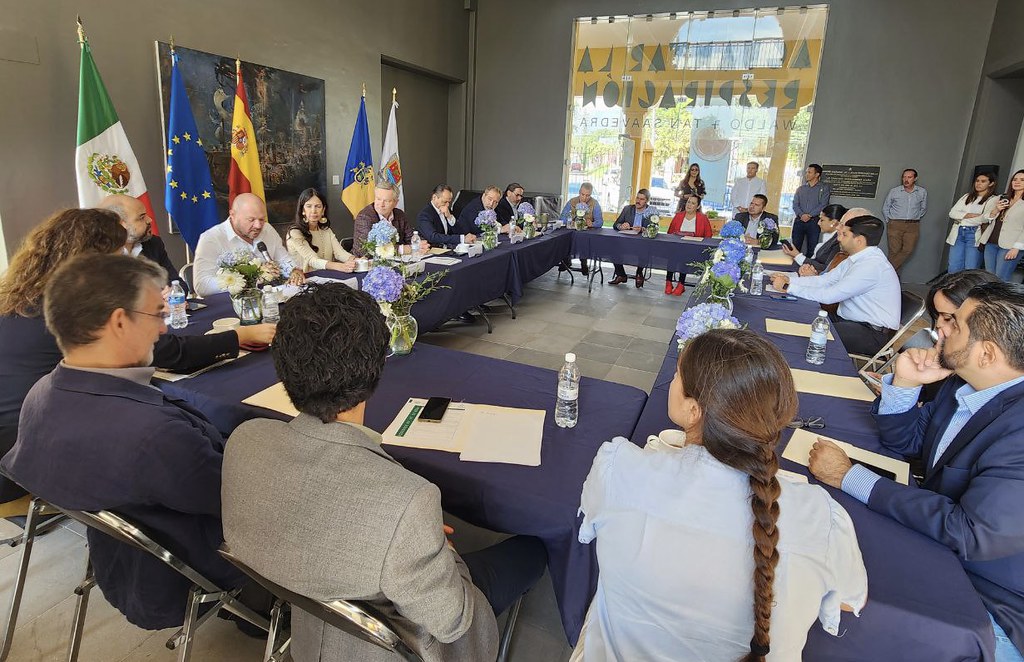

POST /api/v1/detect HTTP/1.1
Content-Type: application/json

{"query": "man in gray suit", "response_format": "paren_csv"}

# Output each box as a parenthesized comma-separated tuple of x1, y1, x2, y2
(221, 283, 547, 662)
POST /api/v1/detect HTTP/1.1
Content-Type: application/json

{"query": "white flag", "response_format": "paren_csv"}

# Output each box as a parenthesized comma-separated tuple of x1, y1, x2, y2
(380, 97, 404, 209)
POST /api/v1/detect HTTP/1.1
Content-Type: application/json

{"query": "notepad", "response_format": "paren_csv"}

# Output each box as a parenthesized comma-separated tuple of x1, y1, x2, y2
(618, 228, 642, 235)
(306, 276, 358, 289)
(242, 382, 299, 417)
(681, 236, 706, 242)
(382, 398, 467, 453)
(765, 318, 834, 341)
(782, 428, 911, 485)
(423, 256, 462, 266)
(757, 249, 793, 266)
(428, 247, 451, 255)
(790, 368, 877, 402)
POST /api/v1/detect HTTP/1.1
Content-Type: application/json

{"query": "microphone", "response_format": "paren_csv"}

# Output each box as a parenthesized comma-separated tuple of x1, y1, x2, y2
(255, 241, 272, 262)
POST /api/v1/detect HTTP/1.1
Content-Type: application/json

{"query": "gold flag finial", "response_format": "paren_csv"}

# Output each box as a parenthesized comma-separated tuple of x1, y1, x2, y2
(169, 35, 175, 53)
(361, 83, 366, 98)
(392, 87, 397, 103)
(76, 15, 86, 45)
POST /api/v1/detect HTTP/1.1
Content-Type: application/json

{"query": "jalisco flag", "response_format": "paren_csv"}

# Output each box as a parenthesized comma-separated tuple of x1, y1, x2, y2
(75, 27, 157, 234)
(227, 59, 264, 205)
(341, 94, 375, 217)
(380, 92, 404, 208)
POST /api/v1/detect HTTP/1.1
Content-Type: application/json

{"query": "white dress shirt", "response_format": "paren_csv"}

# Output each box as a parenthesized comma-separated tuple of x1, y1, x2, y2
(434, 202, 466, 243)
(732, 176, 767, 210)
(193, 219, 296, 296)
(745, 213, 766, 238)
(794, 231, 835, 265)
(575, 439, 867, 662)
(787, 246, 901, 330)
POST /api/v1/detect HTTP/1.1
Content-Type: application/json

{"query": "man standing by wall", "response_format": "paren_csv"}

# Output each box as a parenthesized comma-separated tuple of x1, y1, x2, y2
(731, 161, 767, 214)
(882, 168, 928, 273)
(792, 164, 832, 255)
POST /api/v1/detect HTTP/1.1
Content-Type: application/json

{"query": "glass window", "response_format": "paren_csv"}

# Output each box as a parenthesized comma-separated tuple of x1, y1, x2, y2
(566, 7, 828, 227)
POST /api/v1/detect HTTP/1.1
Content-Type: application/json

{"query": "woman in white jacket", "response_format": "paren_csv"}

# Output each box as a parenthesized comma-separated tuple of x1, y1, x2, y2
(946, 172, 999, 273)
(980, 169, 1024, 282)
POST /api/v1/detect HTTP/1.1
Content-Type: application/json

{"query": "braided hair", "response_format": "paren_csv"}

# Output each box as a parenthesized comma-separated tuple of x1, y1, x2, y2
(677, 329, 798, 661)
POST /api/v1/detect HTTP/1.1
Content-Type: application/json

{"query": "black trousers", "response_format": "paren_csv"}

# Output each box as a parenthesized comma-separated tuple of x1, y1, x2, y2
(829, 313, 894, 357)
(613, 263, 643, 278)
(462, 535, 547, 616)
(791, 218, 821, 256)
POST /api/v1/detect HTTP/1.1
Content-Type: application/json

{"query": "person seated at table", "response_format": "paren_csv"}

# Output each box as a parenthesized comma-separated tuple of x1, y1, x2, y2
(1, 253, 249, 630)
(456, 185, 504, 236)
(353, 181, 430, 257)
(559, 182, 603, 277)
(286, 187, 356, 272)
(194, 193, 305, 296)
(733, 194, 779, 246)
(417, 183, 478, 249)
(99, 194, 187, 294)
(496, 182, 524, 231)
(770, 215, 900, 357)
(221, 283, 548, 662)
(611, 189, 656, 288)
(782, 204, 852, 276)
(664, 194, 712, 296)
(575, 329, 867, 662)
(809, 281, 1024, 661)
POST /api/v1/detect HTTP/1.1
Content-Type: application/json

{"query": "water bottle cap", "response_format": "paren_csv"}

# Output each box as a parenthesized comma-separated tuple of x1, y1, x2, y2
(264, 285, 273, 291)
(171, 280, 180, 285)
(818, 310, 828, 317)
(565, 352, 576, 362)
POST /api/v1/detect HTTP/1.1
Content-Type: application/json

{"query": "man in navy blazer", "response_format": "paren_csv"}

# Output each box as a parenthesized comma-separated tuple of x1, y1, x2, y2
(100, 194, 187, 294)
(416, 184, 477, 248)
(456, 186, 503, 235)
(1, 253, 245, 629)
(809, 281, 1024, 658)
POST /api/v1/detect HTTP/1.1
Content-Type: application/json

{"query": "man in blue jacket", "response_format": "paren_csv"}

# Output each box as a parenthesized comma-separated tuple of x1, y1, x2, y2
(809, 281, 1024, 660)
(416, 184, 477, 249)
(2, 253, 245, 630)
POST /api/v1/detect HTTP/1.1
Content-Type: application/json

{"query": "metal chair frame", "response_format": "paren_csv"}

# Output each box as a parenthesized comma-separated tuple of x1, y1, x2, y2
(178, 263, 201, 300)
(849, 289, 927, 372)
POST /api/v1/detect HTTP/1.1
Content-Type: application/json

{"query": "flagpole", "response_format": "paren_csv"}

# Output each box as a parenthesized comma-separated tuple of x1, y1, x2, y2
(76, 15, 86, 45)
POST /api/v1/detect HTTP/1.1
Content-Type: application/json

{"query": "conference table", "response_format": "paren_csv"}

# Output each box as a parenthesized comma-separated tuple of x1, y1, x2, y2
(632, 292, 995, 661)
(161, 293, 647, 643)
(569, 228, 721, 291)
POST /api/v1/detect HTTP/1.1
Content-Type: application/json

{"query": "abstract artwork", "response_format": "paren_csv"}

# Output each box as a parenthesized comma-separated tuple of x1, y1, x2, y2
(156, 42, 327, 225)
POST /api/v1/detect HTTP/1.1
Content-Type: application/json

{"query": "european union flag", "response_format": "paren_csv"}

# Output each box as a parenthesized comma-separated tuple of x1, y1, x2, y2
(341, 95, 375, 216)
(165, 50, 219, 252)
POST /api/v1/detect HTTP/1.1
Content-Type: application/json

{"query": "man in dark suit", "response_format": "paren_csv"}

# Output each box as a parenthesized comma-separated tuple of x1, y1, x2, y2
(809, 281, 1024, 658)
(732, 194, 780, 248)
(416, 184, 478, 249)
(353, 182, 429, 257)
(100, 195, 188, 294)
(457, 186, 503, 235)
(611, 189, 657, 288)
(495, 182, 524, 230)
(1, 254, 245, 630)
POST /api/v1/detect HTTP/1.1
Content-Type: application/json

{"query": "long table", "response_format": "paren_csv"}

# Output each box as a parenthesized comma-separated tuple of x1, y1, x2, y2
(632, 292, 995, 661)
(164, 293, 646, 643)
(569, 228, 720, 290)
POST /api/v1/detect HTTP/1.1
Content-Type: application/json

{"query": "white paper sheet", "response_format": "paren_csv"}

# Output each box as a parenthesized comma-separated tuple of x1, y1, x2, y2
(306, 276, 359, 289)
(422, 256, 463, 266)
(241, 381, 299, 417)
(382, 398, 467, 453)
(456, 405, 544, 466)
(782, 428, 911, 485)
(765, 318, 834, 341)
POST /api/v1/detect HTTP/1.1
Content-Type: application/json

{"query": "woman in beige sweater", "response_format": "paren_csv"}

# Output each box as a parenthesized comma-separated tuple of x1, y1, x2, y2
(287, 188, 356, 272)
(980, 169, 1024, 282)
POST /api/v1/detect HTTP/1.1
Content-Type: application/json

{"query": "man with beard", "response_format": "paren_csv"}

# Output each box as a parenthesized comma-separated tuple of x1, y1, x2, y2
(100, 195, 185, 293)
(808, 281, 1024, 660)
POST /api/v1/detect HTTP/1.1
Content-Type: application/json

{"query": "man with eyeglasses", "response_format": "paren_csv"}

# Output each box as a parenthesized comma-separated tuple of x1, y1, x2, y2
(496, 182, 525, 233)
(2, 253, 249, 631)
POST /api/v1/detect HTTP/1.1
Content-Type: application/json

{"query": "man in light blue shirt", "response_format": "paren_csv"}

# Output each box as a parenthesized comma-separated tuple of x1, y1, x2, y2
(881, 168, 928, 273)
(559, 182, 603, 276)
(808, 281, 1024, 660)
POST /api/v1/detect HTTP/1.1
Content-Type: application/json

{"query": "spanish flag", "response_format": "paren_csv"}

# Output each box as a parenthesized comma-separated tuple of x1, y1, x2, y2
(341, 92, 374, 216)
(227, 59, 264, 205)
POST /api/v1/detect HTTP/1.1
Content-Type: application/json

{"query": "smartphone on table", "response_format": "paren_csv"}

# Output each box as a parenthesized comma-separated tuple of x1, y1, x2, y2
(418, 397, 452, 423)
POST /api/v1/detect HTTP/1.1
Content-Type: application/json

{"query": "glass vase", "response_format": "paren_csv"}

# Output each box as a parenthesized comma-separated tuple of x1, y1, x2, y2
(232, 288, 263, 325)
(387, 313, 418, 356)
(523, 223, 536, 239)
(482, 232, 499, 250)
(708, 292, 735, 314)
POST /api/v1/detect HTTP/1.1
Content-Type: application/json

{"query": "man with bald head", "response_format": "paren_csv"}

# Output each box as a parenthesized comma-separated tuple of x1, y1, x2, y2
(99, 195, 186, 293)
(783, 206, 871, 276)
(193, 193, 304, 297)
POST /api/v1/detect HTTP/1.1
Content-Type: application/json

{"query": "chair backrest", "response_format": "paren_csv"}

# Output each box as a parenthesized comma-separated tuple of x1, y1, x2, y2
(217, 547, 422, 662)
(341, 236, 354, 252)
(178, 263, 200, 300)
(709, 218, 725, 235)
(452, 189, 483, 219)
(899, 290, 926, 327)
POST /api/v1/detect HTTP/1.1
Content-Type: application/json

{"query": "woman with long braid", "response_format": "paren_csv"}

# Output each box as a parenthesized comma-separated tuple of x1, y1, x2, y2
(573, 329, 867, 661)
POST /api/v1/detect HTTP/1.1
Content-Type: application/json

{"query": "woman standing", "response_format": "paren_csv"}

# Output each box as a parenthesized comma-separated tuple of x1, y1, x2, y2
(665, 194, 712, 295)
(980, 169, 1024, 281)
(674, 163, 707, 212)
(947, 172, 998, 273)
(575, 329, 867, 662)
(287, 188, 356, 272)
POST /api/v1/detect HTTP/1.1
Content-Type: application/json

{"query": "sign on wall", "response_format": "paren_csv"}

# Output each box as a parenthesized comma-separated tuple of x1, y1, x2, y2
(821, 164, 880, 199)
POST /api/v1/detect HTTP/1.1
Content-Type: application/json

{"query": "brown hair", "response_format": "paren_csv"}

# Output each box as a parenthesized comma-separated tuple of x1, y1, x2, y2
(0, 208, 127, 317)
(677, 329, 798, 661)
(44, 253, 166, 353)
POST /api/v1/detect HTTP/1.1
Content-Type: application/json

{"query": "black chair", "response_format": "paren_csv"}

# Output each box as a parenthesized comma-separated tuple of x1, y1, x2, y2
(341, 236, 354, 253)
(452, 189, 483, 220)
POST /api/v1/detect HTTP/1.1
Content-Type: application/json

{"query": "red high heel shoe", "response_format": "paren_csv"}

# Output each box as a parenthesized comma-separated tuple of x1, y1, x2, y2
(673, 282, 686, 296)
(665, 281, 674, 295)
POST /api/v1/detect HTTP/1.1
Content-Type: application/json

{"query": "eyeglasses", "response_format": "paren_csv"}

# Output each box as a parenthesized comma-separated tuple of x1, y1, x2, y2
(131, 309, 170, 321)
(787, 416, 825, 430)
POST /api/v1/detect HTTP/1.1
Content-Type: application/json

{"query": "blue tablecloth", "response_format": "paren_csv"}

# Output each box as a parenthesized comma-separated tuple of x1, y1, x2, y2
(631, 293, 994, 661)
(570, 228, 719, 272)
(165, 294, 646, 643)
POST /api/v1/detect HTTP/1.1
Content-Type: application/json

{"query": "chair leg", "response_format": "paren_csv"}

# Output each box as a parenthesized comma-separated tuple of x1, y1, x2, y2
(263, 600, 284, 662)
(0, 498, 46, 662)
(176, 585, 204, 662)
(496, 594, 525, 662)
(66, 562, 95, 662)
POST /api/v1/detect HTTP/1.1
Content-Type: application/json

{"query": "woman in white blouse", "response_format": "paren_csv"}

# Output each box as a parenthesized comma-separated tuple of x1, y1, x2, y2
(575, 329, 867, 662)
(287, 188, 356, 272)
(947, 172, 999, 274)
(979, 169, 1024, 282)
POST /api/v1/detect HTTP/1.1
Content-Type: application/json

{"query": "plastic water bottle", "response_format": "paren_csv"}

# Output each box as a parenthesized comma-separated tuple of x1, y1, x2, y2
(555, 353, 580, 428)
(744, 244, 754, 265)
(168, 280, 187, 329)
(411, 231, 422, 257)
(806, 311, 829, 365)
(262, 286, 280, 323)
(750, 261, 764, 296)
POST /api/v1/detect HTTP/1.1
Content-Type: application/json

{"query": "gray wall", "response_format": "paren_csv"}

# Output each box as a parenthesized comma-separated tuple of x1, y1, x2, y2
(0, 0, 469, 268)
(470, 0, 997, 284)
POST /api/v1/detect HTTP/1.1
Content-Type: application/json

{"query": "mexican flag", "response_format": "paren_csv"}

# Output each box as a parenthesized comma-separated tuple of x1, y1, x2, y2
(75, 33, 157, 233)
